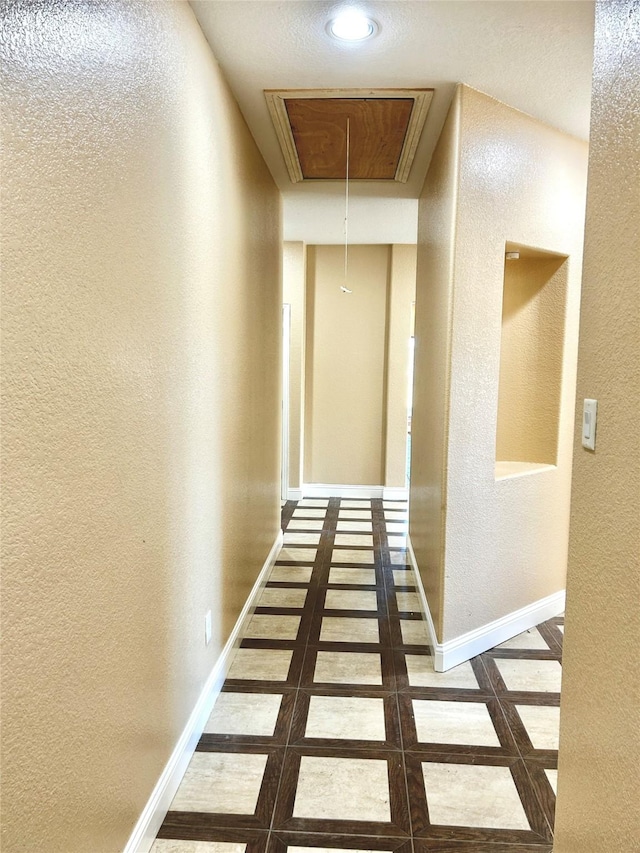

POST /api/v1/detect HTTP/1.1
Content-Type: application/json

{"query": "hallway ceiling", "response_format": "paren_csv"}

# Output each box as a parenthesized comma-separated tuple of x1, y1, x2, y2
(191, 1, 595, 200)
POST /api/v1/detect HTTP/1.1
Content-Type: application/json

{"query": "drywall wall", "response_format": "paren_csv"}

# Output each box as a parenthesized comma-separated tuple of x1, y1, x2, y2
(283, 194, 419, 245)
(304, 244, 390, 485)
(282, 241, 306, 495)
(0, 3, 281, 852)
(496, 249, 568, 465)
(554, 1, 640, 848)
(384, 244, 417, 489)
(409, 94, 461, 635)
(410, 85, 588, 643)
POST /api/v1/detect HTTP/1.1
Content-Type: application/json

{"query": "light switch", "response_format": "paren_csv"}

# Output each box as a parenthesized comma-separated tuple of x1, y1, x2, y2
(582, 399, 598, 451)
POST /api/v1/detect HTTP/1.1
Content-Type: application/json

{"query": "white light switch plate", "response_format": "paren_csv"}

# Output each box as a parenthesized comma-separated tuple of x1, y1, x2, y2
(582, 399, 598, 451)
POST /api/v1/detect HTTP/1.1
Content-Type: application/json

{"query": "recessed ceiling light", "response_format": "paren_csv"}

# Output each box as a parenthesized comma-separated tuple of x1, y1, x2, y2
(327, 10, 378, 42)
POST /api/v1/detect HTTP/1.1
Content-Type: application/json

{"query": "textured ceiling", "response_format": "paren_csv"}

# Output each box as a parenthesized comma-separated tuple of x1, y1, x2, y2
(191, 1, 595, 200)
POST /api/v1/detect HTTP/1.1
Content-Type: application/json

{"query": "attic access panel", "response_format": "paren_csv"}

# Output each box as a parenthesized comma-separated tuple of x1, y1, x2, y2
(265, 88, 434, 183)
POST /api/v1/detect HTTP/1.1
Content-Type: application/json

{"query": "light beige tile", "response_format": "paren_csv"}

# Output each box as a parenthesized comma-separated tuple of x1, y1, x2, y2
(384, 510, 407, 520)
(298, 499, 329, 507)
(336, 520, 373, 532)
(151, 842, 247, 853)
(387, 535, 407, 548)
(545, 768, 558, 794)
(293, 508, 326, 519)
(422, 762, 530, 829)
(283, 531, 321, 546)
(227, 648, 292, 682)
(393, 569, 415, 586)
(557, 625, 564, 633)
(396, 591, 421, 612)
(406, 655, 479, 689)
(325, 589, 378, 611)
(258, 587, 308, 608)
(320, 616, 380, 644)
(288, 848, 382, 853)
(334, 533, 375, 547)
(269, 565, 313, 583)
(328, 567, 376, 586)
(390, 551, 409, 565)
(497, 627, 550, 651)
(332, 548, 375, 564)
(495, 659, 562, 693)
(305, 695, 386, 741)
(170, 752, 267, 813)
(244, 614, 301, 640)
(204, 692, 282, 736)
(293, 756, 390, 821)
(340, 500, 372, 508)
(287, 519, 325, 531)
(339, 510, 372, 520)
(278, 547, 316, 563)
(314, 651, 382, 685)
(384, 501, 407, 510)
(386, 522, 407, 534)
(516, 704, 560, 749)
(413, 699, 500, 746)
(400, 619, 430, 646)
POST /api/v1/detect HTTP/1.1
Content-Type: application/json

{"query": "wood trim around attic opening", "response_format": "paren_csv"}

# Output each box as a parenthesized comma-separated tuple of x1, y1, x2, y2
(264, 88, 434, 184)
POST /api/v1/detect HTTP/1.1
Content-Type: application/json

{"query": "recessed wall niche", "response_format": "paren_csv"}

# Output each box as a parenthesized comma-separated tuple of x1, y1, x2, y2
(495, 243, 569, 479)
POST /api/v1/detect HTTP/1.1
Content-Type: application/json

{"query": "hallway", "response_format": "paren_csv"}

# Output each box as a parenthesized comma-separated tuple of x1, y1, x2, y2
(153, 498, 563, 852)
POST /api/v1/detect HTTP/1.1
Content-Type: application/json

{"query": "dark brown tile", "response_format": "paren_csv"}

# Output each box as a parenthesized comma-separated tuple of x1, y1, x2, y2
(537, 620, 564, 654)
(157, 822, 268, 850)
(414, 841, 552, 852)
(522, 756, 558, 833)
(269, 832, 412, 853)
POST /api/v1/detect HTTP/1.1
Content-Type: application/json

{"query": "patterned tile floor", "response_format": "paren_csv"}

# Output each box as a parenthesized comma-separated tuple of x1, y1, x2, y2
(153, 498, 563, 853)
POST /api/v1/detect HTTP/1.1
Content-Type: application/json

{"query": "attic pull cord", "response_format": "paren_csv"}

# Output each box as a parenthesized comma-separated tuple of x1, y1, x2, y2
(341, 117, 353, 293)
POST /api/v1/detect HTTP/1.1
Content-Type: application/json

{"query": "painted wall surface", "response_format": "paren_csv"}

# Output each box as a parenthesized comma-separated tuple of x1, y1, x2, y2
(304, 244, 416, 488)
(554, 1, 640, 848)
(411, 85, 588, 642)
(384, 245, 417, 489)
(282, 241, 306, 494)
(496, 250, 568, 465)
(283, 194, 419, 245)
(305, 244, 390, 485)
(1, 3, 281, 852)
(409, 96, 460, 634)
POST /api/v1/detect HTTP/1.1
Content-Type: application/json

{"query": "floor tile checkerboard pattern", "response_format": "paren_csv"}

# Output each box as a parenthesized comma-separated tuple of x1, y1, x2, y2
(154, 498, 563, 853)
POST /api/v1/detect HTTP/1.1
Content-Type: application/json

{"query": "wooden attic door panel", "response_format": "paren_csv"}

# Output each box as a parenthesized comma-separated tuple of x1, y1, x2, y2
(284, 98, 414, 179)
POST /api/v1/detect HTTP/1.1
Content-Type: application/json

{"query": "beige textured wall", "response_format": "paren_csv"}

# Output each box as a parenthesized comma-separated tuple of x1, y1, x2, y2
(282, 241, 306, 494)
(554, 1, 640, 848)
(496, 250, 568, 465)
(411, 85, 588, 643)
(304, 244, 390, 486)
(384, 245, 417, 489)
(409, 95, 461, 636)
(0, 3, 281, 852)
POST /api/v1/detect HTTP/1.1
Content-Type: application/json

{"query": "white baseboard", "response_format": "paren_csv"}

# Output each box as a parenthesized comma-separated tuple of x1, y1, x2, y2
(123, 529, 284, 853)
(303, 483, 384, 499)
(406, 534, 440, 659)
(287, 488, 303, 501)
(407, 534, 565, 672)
(382, 487, 409, 501)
